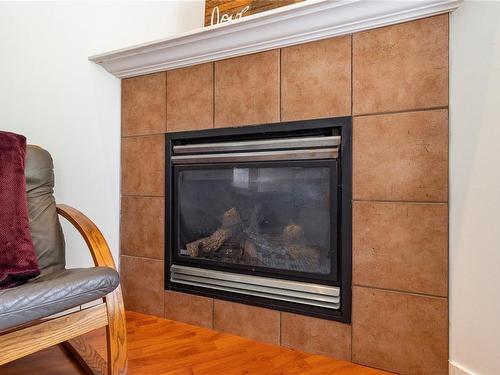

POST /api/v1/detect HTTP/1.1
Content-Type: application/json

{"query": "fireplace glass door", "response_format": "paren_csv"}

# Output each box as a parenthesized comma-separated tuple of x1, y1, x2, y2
(173, 160, 337, 279)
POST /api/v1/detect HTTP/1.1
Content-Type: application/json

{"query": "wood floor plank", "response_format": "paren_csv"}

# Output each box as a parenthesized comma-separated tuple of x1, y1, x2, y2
(0, 311, 391, 375)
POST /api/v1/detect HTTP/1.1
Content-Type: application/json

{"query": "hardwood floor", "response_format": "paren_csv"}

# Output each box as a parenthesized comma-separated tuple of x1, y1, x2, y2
(0, 311, 390, 374)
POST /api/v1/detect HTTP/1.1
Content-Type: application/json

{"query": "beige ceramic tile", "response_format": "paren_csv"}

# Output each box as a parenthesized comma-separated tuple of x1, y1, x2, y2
(120, 255, 164, 317)
(215, 51, 280, 127)
(353, 15, 448, 114)
(353, 109, 448, 201)
(121, 135, 164, 196)
(352, 286, 448, 374)
(213, 299, 280, 344)
(164, 291, 214, 329)
(167, 63, 214, 132)
(353, 201, 448, 296)
(281, 313, 351, 360)
(120, 196, 164, 260)
(122, 72, 166, 136)
(282, 36, 351, 121)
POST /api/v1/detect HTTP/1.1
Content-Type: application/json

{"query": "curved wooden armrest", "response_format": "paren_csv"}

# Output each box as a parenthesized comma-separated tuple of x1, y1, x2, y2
(56, 204, 117, 270)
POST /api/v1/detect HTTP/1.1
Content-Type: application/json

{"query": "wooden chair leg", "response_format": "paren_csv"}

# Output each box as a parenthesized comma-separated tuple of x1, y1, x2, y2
(104, 286, 128, 375)
(62, 287, 127, 375)
(62, 336, 107, 375)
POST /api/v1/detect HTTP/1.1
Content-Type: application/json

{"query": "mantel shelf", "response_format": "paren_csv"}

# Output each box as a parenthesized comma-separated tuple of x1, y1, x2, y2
(89, 0, 461, 78)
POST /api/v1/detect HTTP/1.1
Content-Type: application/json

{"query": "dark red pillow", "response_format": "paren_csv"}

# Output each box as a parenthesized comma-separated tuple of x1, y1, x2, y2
(0, 131, 40, 289)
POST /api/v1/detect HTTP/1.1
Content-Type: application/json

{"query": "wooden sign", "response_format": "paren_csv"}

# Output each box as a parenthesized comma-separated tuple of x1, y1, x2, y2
(205, 0, 304, 27)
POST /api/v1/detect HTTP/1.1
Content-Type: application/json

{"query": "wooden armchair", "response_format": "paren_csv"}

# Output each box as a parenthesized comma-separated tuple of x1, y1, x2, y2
(0, 146, 127, 374)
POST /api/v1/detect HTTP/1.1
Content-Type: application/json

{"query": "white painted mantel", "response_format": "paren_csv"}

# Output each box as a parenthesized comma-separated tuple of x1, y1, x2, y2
(90, 0, 461, 78)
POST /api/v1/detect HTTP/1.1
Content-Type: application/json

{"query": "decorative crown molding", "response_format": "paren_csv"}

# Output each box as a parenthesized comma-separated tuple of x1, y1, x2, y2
(89, 0, 461, 78)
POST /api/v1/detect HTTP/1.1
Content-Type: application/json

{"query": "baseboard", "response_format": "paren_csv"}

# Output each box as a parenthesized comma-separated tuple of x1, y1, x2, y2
(449, 361, 475, 375)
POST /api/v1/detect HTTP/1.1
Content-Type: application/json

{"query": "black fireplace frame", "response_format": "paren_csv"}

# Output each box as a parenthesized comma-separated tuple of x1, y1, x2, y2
(165, 117, 352, 323)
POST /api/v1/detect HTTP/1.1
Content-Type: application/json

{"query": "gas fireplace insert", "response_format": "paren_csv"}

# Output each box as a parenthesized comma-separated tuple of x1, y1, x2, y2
(165, 118, 352, 322)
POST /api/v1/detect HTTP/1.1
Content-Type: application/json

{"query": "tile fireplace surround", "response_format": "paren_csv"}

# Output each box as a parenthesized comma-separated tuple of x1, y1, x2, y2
(113, 6, 451, 375)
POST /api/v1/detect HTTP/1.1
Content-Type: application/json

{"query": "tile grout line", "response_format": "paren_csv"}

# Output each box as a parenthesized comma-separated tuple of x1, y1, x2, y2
(162, 272, 166, 318)
(350, 32, 354, 363)
(119, 94, 123, 265)
(122, 132, 167, 139)
(212, 298, 215, 329)
(279, 311, 282, 346)
(351, 34, 354, 116)
(213, 62, 216, 128)
(353, 284, 448, 299)
(353, 199, 448, 204)
(353, 105, 449, 119)
(168, 70, 170, 133)
(166, 71, 168, 213)
(121, 103, 450, 138)
(121, 254, 164, 262)
(279, 48, 282, 123)
(122, 194, 166, 198)
(446, 12, 452, 327)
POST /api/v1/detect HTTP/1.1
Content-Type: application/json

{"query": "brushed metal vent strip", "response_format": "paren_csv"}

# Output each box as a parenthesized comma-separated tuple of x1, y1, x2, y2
(172, 273, 339, 304)
(171, 278, 340, 310)
(173, 135, 341, 154)
(171, 265, 339, 297)
(171, 148, 338, 164)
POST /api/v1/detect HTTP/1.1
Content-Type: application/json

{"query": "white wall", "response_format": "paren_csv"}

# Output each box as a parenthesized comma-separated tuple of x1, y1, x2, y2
(0, 1, 204, 268)
(450, 2, 500, 374)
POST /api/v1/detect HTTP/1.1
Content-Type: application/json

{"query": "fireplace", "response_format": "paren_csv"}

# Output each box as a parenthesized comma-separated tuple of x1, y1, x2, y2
(165, 118, 352, 322)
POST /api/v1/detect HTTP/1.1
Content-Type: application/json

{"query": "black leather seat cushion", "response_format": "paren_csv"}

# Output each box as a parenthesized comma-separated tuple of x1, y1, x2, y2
(0, 267, 119, 332)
